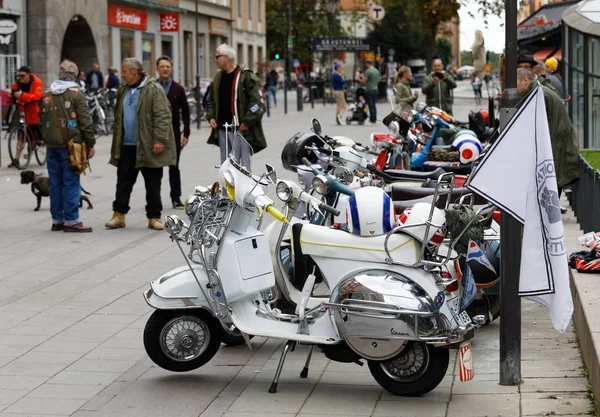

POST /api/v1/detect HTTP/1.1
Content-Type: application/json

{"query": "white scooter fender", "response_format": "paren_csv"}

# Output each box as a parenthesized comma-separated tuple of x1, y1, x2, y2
(143, 265, 211, 311)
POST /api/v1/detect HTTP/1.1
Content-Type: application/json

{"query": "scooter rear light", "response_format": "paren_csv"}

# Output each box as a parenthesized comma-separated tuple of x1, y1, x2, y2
(444, 280, 460, 293)
(493, 209, 501, 224)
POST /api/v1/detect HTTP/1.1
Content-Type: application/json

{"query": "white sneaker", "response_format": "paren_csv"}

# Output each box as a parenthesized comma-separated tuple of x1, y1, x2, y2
(337, 116, 343, 125)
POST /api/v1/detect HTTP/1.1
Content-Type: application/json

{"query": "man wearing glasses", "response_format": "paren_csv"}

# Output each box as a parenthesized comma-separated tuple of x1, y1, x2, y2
(8, 66, 44, 167)
(206, 43, 266, 166)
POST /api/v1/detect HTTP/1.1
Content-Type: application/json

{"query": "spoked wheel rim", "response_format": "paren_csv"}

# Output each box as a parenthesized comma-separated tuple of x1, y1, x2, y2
(8, 129, 29, 168)
(379, 342, 430, 383)
(35, 142, 47, 166)
(159, 315, 211, 362)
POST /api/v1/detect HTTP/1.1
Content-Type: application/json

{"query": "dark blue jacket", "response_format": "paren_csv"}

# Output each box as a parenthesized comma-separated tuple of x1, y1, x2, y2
(332, 72, 345, 91)
(107, 73, 120, 89)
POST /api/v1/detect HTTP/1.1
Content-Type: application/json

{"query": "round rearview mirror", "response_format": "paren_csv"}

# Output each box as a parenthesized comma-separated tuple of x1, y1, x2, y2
(332, 166, 354, 185)
(415, 102, 427, 113)
(311, 118, 322, 136)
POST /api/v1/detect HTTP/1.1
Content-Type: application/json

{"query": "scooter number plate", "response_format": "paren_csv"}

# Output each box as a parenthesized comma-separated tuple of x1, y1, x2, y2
(447, 297, 472, 327)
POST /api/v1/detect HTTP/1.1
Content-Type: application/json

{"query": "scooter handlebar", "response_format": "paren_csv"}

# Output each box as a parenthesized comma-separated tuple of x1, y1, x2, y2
(318, 202, 340, 217)
(266, 205, 288, 223)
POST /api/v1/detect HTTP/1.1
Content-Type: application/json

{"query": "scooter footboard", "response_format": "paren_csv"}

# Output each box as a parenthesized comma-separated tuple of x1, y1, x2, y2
(143, 265, 211, 310)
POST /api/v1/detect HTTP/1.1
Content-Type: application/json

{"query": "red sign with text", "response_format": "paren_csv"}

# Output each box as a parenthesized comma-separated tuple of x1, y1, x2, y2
(160, 13, 179, 32)
(108, 4, 147, 30)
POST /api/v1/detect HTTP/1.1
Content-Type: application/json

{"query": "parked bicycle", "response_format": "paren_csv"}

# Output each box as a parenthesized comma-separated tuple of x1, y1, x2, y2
(86, 91, 108, 138)
(7, 105, 46, 169)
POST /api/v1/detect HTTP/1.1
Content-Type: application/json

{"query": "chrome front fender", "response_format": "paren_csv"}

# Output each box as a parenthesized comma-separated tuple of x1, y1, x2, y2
(143, 265, 211, 311)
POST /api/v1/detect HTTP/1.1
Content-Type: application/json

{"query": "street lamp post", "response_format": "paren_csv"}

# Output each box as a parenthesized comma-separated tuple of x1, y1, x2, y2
(195, 0, 201, 129)
(325, 0, 339, 103)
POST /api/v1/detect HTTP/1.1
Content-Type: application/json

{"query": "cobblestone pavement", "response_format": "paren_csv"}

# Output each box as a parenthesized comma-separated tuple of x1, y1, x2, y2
(0, 82, 591, 416)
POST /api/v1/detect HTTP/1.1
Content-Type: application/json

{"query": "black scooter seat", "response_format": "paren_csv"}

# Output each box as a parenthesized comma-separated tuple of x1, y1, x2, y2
(423, 161, 473, 175)
(383, 167, 446, 181)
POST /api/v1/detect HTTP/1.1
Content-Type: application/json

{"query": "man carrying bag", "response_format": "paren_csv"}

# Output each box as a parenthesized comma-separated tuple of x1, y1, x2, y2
(39, 60, 95, 232)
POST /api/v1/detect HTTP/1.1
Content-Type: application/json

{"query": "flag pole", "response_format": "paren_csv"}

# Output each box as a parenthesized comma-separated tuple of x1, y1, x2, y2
(499, 0, 522, 386)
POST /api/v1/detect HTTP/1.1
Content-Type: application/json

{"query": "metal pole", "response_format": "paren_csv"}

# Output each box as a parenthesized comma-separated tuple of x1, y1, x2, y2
(195, 0, 201, 129)
(499, 0, 521, 386)
(283, 0, 288, 114)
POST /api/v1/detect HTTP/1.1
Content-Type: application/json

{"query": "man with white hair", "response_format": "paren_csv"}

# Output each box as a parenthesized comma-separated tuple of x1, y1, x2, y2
(206, 43, 266, 165)
(39, 60, 95, 232)
(105, 57, 176, 231)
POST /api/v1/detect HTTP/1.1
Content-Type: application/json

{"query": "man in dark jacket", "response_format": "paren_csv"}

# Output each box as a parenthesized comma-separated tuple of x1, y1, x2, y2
(39, 60, 95, 232)
(206, 43, 266, 166)
(106, 57, 176, 231)
(421, 58, 456, 115)
(517, 68, 579, 194)
(156, 56, 191, 209)
(86, 63, 104, 92)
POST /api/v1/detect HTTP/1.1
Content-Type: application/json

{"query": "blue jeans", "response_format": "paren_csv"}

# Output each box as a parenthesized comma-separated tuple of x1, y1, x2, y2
(267, 85, 277, 107)
(365, 90, 378, 123)
(46, 147, 81, 226)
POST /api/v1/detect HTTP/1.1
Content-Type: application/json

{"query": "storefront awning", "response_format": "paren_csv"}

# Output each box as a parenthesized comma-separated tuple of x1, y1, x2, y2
(534, 48, 562, 60)
(119, 0, 187, 13)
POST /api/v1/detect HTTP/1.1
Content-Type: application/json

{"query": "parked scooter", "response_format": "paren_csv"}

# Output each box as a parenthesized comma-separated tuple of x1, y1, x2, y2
(143, 133, 484, 396)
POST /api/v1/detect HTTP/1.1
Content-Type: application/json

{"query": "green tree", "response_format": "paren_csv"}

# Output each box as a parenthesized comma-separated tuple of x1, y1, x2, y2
(461, 50, 474, 66)
(266, 0, 346, 65)
(435, 38, 453, 66)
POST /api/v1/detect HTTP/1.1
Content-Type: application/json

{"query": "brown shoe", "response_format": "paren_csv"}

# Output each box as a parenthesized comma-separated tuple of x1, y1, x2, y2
(105, 211, 126, 229)
(64, 223, 93, 233)
(51, 223, 64, 231)
(148, 218, 164, 230)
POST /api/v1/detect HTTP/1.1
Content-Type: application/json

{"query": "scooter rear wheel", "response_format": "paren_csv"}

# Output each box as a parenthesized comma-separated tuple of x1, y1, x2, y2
(368, 342, 449, 396)
(143, 309, 221, 372)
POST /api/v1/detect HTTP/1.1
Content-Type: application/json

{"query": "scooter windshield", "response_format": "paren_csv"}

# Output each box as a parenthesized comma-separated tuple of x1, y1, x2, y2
(229, 132, 254, 176)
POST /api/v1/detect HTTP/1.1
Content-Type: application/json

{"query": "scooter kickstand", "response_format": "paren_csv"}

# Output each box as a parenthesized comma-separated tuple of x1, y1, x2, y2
(300, 345, 314, 378)
(269, 340, 296, 393)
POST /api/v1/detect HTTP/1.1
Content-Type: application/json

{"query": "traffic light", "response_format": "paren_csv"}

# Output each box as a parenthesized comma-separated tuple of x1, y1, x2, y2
(275, 53, 280, 60)
(486, 51, 491, 64)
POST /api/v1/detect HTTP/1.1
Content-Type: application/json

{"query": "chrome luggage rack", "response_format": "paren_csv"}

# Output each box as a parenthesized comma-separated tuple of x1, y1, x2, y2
(383, 172, 496, 270)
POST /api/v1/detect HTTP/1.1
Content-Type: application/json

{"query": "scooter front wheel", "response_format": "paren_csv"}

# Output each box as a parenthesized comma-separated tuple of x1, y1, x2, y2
(368, 342, 449, 396)
(143, 309, 221, 372)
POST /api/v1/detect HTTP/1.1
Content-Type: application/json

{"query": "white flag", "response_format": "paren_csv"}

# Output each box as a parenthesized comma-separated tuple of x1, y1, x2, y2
(466, 85, 573, 333)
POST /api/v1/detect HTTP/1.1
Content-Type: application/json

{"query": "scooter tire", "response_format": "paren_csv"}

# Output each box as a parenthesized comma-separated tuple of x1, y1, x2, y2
(219, 327, 254, 346)
(346, 117, 352, 125)
(143, 309, 221, 372)
(368, 342, 449, 397)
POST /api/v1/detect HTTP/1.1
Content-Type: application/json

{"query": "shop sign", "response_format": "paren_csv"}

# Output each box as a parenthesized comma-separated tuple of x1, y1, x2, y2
(0, 19, 17, 45)
(209, 18, 228, 36)
(160, 13, 179, 32)
(108, 4, 148, 30)
(311, 37, 375, 53)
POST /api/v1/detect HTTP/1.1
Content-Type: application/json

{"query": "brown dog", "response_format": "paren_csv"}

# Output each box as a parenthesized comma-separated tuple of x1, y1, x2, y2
(20, 170, 93, 211)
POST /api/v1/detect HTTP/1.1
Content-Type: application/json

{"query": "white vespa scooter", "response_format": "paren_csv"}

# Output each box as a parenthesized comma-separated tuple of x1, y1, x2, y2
(143, 134, 481, 397)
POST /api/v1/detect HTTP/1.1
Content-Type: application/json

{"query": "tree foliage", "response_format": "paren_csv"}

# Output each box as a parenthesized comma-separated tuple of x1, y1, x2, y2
(435, 38, 454, 66)
(266, 0, 347, 64)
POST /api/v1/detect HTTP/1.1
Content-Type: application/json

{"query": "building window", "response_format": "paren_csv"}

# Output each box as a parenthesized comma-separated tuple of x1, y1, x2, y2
(571, 68, 585, 146)
(142, 37, 155, 78)
(570, 29, 585, 70)
(121, 31, 134, 60)
(248, 0, 252, 20)
(238, 0, 242, 17)
(258, 0, 262, 22)
(591, 37, 600, 76)
(591, 75, 600, 148)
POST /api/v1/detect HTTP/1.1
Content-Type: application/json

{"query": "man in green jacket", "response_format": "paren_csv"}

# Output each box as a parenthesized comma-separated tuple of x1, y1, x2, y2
(39, 59, 95, 232)
(421, 58, 457, 115)
(206, 43, 266, 166)
(517, 68, 579, 194)
(106, 57, 176, 230)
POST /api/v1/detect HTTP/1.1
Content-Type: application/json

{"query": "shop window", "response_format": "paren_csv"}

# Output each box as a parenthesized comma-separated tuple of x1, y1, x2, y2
(162, 39, 173, 59)
(591, 76, 600, 148)
(143, 37, 155, 78)
(570, 29, 585, 70)
(571, 69, 585, 147)
(121, 32, 134, 61)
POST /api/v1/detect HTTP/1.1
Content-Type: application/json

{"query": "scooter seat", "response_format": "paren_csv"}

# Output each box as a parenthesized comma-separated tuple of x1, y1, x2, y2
(431, 145, 453, 151)
(299, 223, 420, 265)
(422, 161, 473, 175)
(383, 167, 445, 181)
(390, 184, 488, 205)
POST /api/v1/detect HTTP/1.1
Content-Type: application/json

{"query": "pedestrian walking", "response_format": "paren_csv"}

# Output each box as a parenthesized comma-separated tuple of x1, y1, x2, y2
(156, 55, 190, 209)
(206, 43, 266, 167)
(394, 65, 418, 111)
(105, 57, 176, 231)
(266, 69, 278, 108)
(359, 59, 380, 124)
(332, 63, 347, 125)
(472, 71, 483, 104)
(421, 58, 456, 115)
(39, 60, 95, 232)
(86, 63, 104, 92)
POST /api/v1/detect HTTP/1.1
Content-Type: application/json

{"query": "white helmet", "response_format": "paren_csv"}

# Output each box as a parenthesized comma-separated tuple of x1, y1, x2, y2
(452, 130, 482, 164)
(397, 202, 447, 250)
(346, 186, 396, 236)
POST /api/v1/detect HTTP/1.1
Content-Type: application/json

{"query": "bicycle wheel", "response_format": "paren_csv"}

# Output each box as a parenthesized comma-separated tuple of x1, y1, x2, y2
(33, 131, 47, 166)
(8, 127, 31, 169)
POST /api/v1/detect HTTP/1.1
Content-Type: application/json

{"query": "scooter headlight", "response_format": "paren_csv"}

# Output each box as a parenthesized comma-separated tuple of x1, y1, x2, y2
(276, 181, 292, 202)
(312, 175, 329, 195)
(184, 194, 201, 217)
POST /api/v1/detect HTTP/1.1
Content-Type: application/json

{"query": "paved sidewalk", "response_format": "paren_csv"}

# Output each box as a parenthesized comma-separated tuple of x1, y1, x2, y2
(0, 99, 592, 416)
